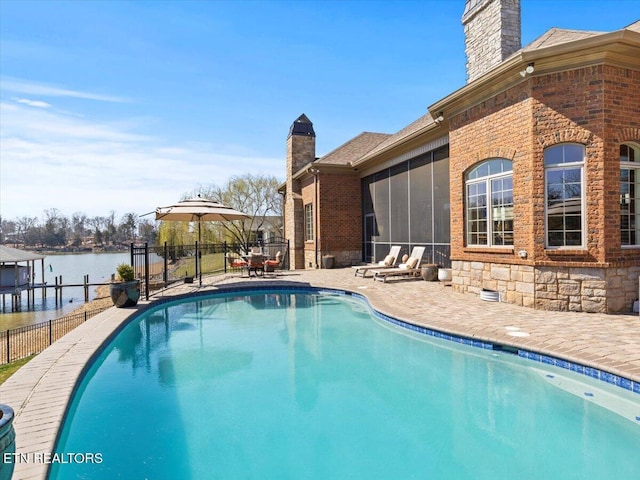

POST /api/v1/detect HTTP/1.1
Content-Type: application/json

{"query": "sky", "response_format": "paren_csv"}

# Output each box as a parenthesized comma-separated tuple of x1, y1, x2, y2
(1, 0, 637, 222)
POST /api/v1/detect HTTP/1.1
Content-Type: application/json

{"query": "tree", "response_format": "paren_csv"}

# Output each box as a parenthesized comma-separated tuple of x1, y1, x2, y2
(71, 212, 88, 238)
(15, 216, 39, 245)
(138, 219, 158, 244)
(118, 212, 139, 243)
(42, 208, 67, 247)
(197, 173, 282, 252)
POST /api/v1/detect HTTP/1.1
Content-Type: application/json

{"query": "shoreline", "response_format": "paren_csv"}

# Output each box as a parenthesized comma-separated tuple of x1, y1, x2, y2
(67, 284, 113, 315)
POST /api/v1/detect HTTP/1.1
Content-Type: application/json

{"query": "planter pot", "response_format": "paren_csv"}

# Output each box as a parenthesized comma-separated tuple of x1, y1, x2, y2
(0, 404, 15, 480)
(421, 264, 438, 281)
(438, 268, 452, 282)
(322, 255, 335, 269)
(110, 280, 141, 308)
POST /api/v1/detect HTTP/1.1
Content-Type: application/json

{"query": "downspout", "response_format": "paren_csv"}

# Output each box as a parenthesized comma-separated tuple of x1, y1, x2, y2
(309, 167, 320, 268)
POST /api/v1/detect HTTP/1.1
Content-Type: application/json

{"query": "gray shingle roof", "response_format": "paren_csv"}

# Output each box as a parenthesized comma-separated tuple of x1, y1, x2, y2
(316, 132, 391, 166)
(523, 27, 606, 51)
(359, 113, 435, 160)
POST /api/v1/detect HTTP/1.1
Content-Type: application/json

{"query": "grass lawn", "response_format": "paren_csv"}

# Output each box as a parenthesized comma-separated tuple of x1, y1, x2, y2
(0, 355, 35, 385)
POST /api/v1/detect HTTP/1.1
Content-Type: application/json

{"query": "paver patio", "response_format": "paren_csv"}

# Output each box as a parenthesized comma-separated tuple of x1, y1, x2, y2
(1, 268, 638, 479)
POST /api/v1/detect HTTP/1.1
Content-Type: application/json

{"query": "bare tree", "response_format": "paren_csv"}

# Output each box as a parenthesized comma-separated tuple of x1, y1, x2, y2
(196, 173, 282, 252)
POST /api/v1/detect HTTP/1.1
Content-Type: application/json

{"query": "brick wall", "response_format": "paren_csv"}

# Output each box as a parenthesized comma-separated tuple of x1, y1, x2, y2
(449, 64, 640, 312)
(318, 172, 362, 266)
(299, 171, 362, 269)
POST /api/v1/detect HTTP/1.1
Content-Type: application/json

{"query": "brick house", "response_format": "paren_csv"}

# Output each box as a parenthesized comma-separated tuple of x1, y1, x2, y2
(281, 0, 640, 313)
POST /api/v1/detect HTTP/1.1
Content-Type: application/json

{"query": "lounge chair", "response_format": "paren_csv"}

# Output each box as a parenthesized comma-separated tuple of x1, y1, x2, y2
(373, 246, 426, 283)
(352, 246, 402, 277)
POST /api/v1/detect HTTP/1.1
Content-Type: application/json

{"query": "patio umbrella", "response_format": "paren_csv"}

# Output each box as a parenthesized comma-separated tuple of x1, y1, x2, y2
(154, 196, 249, 284)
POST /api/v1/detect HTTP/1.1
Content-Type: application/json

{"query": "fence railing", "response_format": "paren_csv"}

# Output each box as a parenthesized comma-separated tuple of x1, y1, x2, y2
(0, 305, 111, 365)
(131, 238, 290, 299)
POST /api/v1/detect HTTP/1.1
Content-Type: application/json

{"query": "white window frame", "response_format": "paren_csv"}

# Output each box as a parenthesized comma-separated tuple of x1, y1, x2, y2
(620, 142, 640, 248)
(465, 159, 514, 248)
(544, 144, 586, 249)
(304, 203, 313, 241)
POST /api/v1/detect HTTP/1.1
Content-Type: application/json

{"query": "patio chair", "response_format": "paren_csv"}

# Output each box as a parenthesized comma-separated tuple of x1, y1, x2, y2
(247, 254, 265, 277)
(264, 251, 282, 274)
(373, 246, 426, 283)
(352, 245, 402, 277)
(226, 254, 248, 269)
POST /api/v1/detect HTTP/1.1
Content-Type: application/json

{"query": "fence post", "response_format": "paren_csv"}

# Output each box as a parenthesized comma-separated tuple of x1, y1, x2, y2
(144, 243, 150, 300)
(84, 311, 87, 322)
(6, 332, 9, 364)
(224, 241, 227, 273)
(49, 320, 53, 346)
(163, 242, 168, 287)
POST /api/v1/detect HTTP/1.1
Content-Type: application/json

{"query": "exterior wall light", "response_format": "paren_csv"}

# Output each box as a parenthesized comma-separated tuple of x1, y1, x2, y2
(518, 250, 528, 259)
(519, 63, 535, 77)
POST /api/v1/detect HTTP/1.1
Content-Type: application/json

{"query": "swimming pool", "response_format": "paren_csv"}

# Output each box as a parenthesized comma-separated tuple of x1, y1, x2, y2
(50, 289, 640, 479)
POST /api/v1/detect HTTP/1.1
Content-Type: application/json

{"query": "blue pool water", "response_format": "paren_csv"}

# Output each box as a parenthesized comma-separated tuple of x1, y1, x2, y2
(51, 290, 640, 479)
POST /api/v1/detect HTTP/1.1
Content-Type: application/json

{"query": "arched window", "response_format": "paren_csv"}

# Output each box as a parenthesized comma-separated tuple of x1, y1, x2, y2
(620, 143, 640, 247)
(465, 159, 513, 246)
(544, 144, 584, 248)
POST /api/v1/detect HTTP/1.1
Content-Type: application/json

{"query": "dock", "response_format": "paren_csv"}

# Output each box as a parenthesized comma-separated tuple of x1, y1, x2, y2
(0, 275, 113, 312)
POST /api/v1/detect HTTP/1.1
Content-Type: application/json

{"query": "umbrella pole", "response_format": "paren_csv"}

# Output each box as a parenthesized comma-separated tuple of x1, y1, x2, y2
(198, 221, 202, 286)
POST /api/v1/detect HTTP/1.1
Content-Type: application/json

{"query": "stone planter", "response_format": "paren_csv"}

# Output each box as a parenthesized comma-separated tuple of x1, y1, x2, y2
(0, 404, 15, 480)
(322, 255, 335, 269)
(421, 264, 438, 281)
(110, 280, 141, 308)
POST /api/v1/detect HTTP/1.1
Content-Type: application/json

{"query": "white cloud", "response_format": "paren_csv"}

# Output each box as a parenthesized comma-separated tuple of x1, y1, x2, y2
(2, 77, 130, 103)
(0, 101, 282, 221)
(13, 97, 52, 108)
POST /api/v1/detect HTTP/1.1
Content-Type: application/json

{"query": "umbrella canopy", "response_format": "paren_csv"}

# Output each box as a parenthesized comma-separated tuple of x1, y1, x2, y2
(154, 197, 249, 286)
(155, 197, 249, 224)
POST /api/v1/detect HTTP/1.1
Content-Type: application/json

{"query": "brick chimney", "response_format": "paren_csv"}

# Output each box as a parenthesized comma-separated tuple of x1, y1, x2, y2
(462, 0, 521, 83)
(284, 114, 316, 269)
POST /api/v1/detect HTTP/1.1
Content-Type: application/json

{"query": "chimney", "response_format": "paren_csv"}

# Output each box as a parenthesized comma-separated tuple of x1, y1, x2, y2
(284, 114, 316, 269)
(462, 0, 521, 83)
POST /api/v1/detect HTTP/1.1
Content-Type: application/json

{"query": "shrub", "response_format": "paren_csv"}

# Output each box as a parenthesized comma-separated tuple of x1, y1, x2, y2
(116, 263, 135, 282)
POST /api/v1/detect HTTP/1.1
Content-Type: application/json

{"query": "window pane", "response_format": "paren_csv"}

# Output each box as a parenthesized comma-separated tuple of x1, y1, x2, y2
(565, 215, 582, 230)
(548, 231, 564, 246)
(546, 161, 583, 247)
(544, 144, 584, 166)
(565, 232, 582, 246)
(547, 215, 563, 230)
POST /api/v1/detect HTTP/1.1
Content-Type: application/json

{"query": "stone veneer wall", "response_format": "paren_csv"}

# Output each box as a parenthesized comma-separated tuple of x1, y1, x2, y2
(452, 261, 535, 308)
(462, 0, 520, 83)
(452, 261, 640, 313)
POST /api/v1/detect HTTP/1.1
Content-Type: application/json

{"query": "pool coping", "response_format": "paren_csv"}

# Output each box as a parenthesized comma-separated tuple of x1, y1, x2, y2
(1, 277, 639, 479)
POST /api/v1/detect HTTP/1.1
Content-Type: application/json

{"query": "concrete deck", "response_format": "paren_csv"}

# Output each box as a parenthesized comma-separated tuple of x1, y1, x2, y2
(2, 268, 639, 479)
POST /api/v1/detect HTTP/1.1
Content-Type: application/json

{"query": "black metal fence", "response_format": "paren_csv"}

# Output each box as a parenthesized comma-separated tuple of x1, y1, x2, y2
(0, 305, 111, 365)
(131, 237, 290, 299)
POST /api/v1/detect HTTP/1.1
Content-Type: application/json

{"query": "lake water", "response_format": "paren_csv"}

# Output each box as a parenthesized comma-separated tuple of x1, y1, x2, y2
(0, 252, 129, 331)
